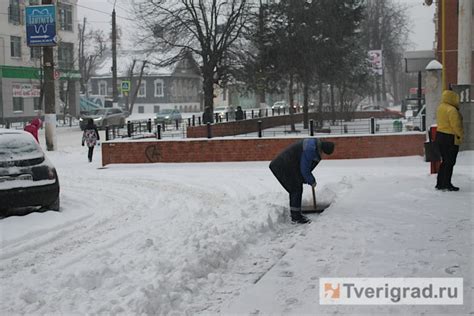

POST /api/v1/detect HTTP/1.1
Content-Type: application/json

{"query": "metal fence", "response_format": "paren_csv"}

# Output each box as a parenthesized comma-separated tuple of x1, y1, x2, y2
(0, 117, 80, 130)
(105, 114, 425, 140)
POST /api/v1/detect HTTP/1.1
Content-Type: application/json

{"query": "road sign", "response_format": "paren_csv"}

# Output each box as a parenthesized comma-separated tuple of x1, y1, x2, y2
(121, 81, 131, 92)
(25, 5, 57, 47)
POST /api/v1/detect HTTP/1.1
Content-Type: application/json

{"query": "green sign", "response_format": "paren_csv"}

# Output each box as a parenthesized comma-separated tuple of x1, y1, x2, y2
(121, 81, 131, 92)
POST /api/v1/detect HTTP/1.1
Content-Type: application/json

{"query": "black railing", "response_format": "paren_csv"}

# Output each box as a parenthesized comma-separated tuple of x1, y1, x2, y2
(103, 114, 425, 141)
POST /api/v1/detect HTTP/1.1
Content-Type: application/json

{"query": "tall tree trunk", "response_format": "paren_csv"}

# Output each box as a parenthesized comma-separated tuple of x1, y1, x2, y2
(303, 80, 309, 129)
(318, 81, 323, 127)
(330, 83, 335, 124)
(125, 60, 137, 113)
(288, 73, 295, 132)
(202, 62, 215, 123)
(390, 62, 400, 104)
(382, 68, 387, 107)
(375, 75, 381, 106)
(129, 61, 147, 114)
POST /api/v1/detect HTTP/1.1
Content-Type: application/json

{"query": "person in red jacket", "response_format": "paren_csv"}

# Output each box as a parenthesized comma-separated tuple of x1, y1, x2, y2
(24, 118, 42, 143)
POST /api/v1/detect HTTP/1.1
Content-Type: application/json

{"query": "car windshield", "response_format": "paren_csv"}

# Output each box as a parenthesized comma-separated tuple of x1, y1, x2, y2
(158, 109, 174, 114)
(0, 133, 42, 160)
(91, 109, 107, 115)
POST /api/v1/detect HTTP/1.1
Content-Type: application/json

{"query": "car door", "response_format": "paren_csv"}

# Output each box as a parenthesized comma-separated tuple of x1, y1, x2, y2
(109, 109, 121, 125)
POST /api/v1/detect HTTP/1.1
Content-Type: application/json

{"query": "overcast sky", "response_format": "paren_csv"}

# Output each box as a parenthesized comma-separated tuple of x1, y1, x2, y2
(77, 0, 437, 51)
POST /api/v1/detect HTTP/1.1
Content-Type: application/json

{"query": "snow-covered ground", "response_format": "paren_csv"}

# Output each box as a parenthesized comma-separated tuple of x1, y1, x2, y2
(0, 127, 473, 315)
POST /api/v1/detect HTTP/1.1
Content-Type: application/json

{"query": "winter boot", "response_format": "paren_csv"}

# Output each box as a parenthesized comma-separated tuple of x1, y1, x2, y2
(446, 184, 460, 191)
(291, 210, 311, 224)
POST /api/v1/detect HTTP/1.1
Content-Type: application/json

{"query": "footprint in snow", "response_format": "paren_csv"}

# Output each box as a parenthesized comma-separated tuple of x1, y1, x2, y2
(279, 270, 294, 277)
(285, 297, 299, 305)
(445, 265, 460, 275)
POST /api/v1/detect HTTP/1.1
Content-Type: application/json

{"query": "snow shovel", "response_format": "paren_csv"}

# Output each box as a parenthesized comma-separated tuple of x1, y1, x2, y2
(301, 184, 331, 214)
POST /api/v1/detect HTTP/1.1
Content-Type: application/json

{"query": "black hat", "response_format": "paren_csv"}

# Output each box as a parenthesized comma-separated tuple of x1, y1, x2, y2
(321, 141, 335, 155)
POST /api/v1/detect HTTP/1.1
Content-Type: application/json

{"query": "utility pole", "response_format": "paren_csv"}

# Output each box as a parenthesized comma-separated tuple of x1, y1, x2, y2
(112, 5, 118, 104)
(42, 0, 56, 151)
(79, 17, 87, 94)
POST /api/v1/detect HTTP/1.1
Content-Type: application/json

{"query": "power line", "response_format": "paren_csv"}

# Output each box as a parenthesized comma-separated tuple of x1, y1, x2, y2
(0, 3, 135, 21)
(76, 3, 135, 21)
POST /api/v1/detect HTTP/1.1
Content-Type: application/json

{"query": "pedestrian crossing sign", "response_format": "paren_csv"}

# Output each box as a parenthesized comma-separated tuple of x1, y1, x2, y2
(121, 81, 131, 92)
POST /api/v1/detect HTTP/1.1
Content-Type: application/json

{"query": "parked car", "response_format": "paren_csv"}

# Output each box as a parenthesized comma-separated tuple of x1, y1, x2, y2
(214, 106, 235, 120)
(272, 101, 289, 110)
(155, 109, 183, 124)
(79, 108, 128, 130)
(0, 129, 60, 213)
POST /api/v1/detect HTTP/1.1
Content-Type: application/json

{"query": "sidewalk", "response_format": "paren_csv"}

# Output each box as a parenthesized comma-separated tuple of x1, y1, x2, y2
(219, 154, 474, 315)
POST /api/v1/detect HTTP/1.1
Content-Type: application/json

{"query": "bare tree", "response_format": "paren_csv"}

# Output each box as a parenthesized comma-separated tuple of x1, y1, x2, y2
(134, 0, 252, 122)
(78, 18, 108, 95)
(125, 60, 148, 115)
(361, 0, 411, 105)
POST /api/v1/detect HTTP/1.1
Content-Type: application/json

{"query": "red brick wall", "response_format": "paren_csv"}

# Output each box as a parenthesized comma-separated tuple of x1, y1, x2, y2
(101, 134, 425, 166)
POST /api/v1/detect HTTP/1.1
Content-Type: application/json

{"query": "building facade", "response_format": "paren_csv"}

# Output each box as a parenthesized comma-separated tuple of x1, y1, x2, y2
(435, 0, 474, 86)
(0, 0, 80, 125)
(89, 51, 202, 114)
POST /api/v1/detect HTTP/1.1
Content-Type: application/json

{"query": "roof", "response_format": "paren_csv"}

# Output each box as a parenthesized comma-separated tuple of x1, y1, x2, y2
(92, 49, 200, 78)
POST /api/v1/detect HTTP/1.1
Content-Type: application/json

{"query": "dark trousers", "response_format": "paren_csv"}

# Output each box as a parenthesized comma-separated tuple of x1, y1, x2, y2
(436, 132, 459, 188)
(289, 187, 303, 211)
(88, 146, 94, 162)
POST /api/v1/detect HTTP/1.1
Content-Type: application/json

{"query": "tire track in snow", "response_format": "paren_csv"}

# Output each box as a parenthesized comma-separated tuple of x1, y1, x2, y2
(0, 176, 173, 277)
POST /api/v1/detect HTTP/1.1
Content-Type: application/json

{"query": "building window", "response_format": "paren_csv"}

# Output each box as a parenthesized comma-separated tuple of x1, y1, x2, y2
(33, 97, 41, 111)
(10, 36, 21, 58)
(8, 0, 21, 24)
(30, 47, 41, 60)
(59, 3, 73, 31)
(154, 79, 164, 97)
(154, 105, 160, 113)
(13, 97, 24, 112)
(138, 81, 146, 97)
(99, 81, 107, 96)
(29, 0, 41, 4)
(58, 42, 74, 69)
(138, 106, 144, 114)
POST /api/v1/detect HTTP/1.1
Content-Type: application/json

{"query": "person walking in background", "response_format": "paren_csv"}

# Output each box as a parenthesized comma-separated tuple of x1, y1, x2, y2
(235, 106, 244, 121)
(269, 138, 335, 224)
(24, 118, 42, 143)
(435, 90, 464, 191)
(82, 119, 100, 163)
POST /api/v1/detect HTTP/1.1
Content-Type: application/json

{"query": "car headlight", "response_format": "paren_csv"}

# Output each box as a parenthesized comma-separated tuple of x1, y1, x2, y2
(79, 117, 83, 121)
(165, 116, 170, 119)
(47, 167, 56, 180)
(94, 117, 102, 121)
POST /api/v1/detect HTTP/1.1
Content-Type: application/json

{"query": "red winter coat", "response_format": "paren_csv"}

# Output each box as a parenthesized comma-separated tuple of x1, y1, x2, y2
(24, 118, 42, 143)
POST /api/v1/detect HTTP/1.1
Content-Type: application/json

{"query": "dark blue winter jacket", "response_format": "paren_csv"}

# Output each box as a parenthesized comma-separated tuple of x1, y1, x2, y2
(300, 138, 321, 185)
(269, 138, 321, 193)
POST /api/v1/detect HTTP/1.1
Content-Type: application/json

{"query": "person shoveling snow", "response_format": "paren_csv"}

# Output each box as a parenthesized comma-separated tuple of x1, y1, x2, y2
(269, 138, 335, 224)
